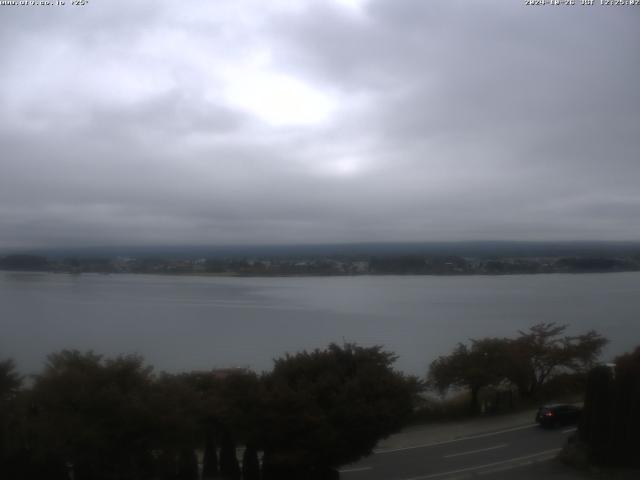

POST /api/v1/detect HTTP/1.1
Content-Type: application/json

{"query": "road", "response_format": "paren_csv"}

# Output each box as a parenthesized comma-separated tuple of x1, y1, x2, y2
(339, 423, 577, 480)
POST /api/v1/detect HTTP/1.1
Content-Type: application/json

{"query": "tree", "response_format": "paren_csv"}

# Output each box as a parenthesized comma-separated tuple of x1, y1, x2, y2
(610, 346, 640, 466)
(0, 359, 23, 479)
(201, 430, 218, 480)
(148, 373, 203, 479)
(219, 429, 241, 479)
(28, 350, 158, 480)
(242, 444, 260, 480)
(508, 323, 607, 398)
(428, 338, 510, 413)
(260, 343, 420, 478)
(428, 324, 608, 410)
(579, 365, 614, 464)
(0, 359, 22, 401)
(177, 447, 198, 480)
(0, 254, 48, 271)
(578, 346, 640, 467)
(181, 368, 264, 479)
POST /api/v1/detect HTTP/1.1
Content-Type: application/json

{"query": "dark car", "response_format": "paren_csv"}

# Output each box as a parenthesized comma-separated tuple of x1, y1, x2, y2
(535, 404, 581, 428)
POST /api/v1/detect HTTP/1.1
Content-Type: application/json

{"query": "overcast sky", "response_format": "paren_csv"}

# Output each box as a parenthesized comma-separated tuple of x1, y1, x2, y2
(1, 0, 639, 249)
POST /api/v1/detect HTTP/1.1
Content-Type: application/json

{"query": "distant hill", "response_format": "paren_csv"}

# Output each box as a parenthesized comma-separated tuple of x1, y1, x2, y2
(4, 241, 640, 260)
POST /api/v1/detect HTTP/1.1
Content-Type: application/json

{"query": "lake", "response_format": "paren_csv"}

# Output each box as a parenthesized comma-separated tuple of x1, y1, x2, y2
(1, 271, 638, 376)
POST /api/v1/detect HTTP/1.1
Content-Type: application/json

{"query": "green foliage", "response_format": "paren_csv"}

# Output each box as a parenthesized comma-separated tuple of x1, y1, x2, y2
(428, 323, 608, 412)
(0, 358, 23, 478)
(242, 444, 260, 480)
(261, 343, 420, 473)
(205, 370, 264, 444)
(177, 448, 198, 480)
(580, 346, 640, 467)
(28, 350, 158, 480)
(509, 323, 607, 397)
(579, 366, 614, 464)
(149, 373, 202, 450)
(0, 358, 22, 401)
(0, 344, 421, 479)
(428, 338, 511, 412)
(0, 254, 48, 271)
(611, 346, 640, 466)
(201, 431, 218, 479)
(219, 429, 241, 479)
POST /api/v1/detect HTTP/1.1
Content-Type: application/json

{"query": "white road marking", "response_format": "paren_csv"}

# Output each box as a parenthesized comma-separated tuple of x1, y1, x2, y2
(338, 466, 372, 473)
(562, 427, 577, 434)
(376, 424, 537, 454)
(402, 448, 562, 480)
(443, 443, 508, 458)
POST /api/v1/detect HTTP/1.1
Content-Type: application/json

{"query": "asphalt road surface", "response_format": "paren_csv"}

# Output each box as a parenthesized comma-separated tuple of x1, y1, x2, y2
(339, 423, 577, 480)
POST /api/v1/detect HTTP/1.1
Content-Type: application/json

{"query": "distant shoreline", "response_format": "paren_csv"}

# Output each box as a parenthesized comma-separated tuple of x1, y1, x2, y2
(2, 268, 640, 279)
(3, 250, 640, 277)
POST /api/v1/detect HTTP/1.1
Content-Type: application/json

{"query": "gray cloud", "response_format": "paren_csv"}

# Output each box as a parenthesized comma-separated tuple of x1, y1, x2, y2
(1, 0, 639, 248)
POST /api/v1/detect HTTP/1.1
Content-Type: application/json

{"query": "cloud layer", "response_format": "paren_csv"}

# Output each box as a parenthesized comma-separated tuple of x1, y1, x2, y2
(1, 0, 639, 248)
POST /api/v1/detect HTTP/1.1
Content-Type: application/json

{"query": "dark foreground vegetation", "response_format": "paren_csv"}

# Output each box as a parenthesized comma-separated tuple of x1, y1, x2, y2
(1, 325, 634, 478)
(561, 346, 640, 469)
(0, 344, 419, 480)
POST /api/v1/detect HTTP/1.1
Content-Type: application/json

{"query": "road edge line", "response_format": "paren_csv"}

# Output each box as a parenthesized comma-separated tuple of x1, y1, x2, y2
(403, 447, 562, 480)
(375, 423, 537, 454)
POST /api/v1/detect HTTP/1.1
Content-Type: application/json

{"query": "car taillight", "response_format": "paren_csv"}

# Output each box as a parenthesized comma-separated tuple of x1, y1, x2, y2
(544, 412, 554, 417)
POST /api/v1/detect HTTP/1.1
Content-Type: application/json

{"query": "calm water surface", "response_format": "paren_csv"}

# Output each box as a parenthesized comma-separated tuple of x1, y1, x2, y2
(1, 271, 638, 375)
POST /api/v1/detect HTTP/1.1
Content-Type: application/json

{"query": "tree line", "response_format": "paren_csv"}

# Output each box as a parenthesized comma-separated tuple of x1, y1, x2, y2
(0, 324, 621, 479)
(0, 344, 419, 480)
(3, 253, 640, 276)
(427, 323, 608, 413)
